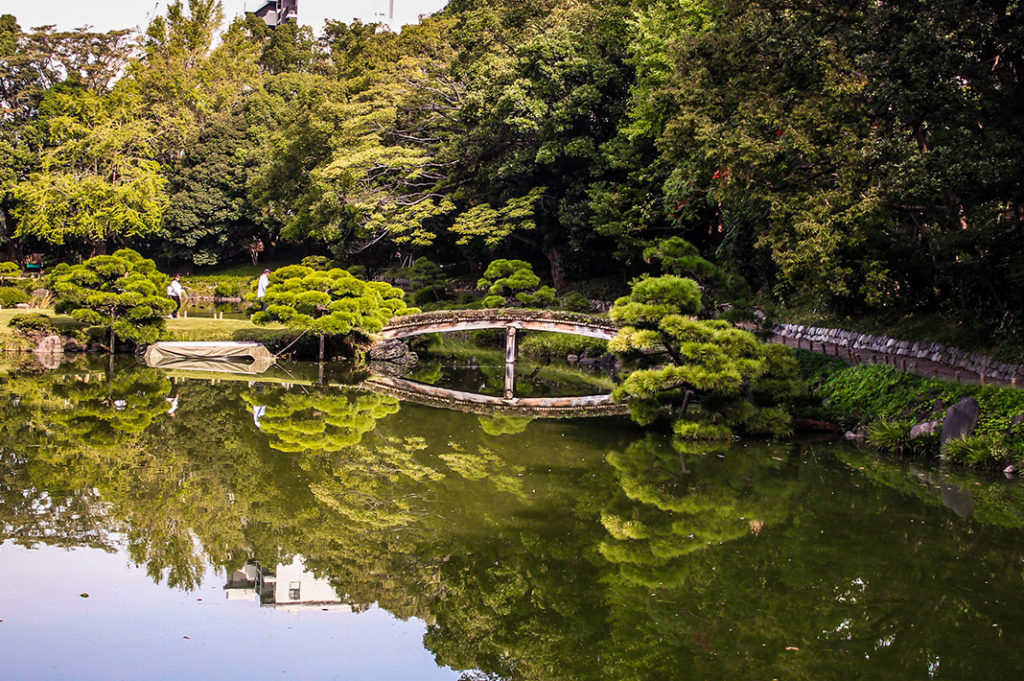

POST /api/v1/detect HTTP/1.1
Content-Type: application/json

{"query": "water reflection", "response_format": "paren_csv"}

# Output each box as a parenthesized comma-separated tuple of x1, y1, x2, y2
(1, 358, 1024, 680)
(225, 557, 355, 613)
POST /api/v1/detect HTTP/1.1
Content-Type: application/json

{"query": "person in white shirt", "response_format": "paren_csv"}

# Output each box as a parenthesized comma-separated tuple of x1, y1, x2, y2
(166, 274, 184, 318)
(257, 268, 270, 311)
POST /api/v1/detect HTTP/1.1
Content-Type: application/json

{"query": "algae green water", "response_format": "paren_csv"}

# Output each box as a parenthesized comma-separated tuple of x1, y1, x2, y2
(1, 357, 1023, 680)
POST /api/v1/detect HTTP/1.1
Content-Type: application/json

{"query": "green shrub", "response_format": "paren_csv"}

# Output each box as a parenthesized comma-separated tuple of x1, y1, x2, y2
(940, 434, 1015, 468)
(0, 286, 30, 307)
(865, 420, 937, 457)
(561, 291, 590, 312)
(214, 281, 242, 297)
(519, 332, 607, 360)
(8, 312, 56, 335)
(300, 255, 331, 270)
(477, 259, 556, 308)
(818, 365, 1024, 438)
(673, 420, 735, 441)
(412, 286, 445, 306)
(0, 261, 20, 282)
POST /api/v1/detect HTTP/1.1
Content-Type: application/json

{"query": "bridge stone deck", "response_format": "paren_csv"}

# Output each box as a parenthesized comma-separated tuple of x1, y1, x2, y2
(379, 309, 620, 341)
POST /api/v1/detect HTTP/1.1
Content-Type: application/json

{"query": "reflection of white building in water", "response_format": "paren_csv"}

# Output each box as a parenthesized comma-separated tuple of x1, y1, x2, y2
(224, 556, 352, 613)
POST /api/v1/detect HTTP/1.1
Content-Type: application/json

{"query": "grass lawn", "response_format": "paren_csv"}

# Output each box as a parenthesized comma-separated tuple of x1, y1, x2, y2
(161, 315, 285, 341)
(0, 308, 76, 351)
(0, 308, 293, 349)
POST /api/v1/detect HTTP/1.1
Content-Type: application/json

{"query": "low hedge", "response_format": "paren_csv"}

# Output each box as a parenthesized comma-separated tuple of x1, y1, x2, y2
(0, 286, 30, 307)
(519, 332, 608, 360)
(8, 312, 56, 335)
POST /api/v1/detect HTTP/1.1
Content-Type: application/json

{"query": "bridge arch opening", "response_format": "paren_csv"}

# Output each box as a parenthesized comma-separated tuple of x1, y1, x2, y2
(378, 309, 621, 399)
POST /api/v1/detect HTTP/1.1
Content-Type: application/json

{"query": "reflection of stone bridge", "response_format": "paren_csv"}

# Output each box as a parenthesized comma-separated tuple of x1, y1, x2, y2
(380, 309, 621, 400)
(362, 375, 629, 419)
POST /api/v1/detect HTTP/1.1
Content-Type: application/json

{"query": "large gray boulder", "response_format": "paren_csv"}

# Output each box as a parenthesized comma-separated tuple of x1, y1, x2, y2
(33, 334, 65, 370)
(940, 397, 981, 443)
(34, 334, 65, 356)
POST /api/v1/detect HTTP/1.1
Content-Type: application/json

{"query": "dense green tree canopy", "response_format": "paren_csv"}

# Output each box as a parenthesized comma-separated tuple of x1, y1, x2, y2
(476, 258, 556, 308)
(252, 264, 417, 338)
(1, 0, 1023, 341)
(47, 248, 174, 347)
(610, 274, 802, 438)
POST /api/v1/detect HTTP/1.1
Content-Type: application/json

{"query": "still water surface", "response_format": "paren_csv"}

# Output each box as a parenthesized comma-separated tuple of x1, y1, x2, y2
(1, 356, 1023, 680)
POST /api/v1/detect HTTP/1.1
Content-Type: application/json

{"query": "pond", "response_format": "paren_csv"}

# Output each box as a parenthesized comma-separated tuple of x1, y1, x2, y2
(1, 356, 1023, 680)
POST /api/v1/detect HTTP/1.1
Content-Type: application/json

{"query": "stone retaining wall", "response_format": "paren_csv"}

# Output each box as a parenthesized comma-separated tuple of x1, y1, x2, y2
(774, 323, 1024, 384)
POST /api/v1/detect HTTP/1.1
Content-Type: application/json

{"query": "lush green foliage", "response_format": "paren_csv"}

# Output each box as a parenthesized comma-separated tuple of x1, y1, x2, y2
(610, 275, 803, 438)
(251, 265, 417, 338)
(476, 259, 556, 308)
(0, 261, 20, 281)
(46, 248, 174, 345)
(865, 420, 937, 458)
(7, 312, 55, 335)
(814, 363, 1024, 466)
(0, 285, 29, 307)
(3, 0, 1024, 349)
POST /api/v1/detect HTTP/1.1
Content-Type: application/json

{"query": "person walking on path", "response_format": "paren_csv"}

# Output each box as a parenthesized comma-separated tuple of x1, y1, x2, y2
(257, 268, 270, 311)
(167, 274, 184, 318)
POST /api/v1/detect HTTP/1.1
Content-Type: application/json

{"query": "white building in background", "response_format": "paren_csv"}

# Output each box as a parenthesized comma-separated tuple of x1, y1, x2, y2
(225, 555, 353, 613)
(247, 0, 299, 28)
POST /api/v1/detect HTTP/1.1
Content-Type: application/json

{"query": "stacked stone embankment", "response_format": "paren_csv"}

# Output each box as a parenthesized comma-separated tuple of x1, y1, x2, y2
(774, 323, 1024, 386)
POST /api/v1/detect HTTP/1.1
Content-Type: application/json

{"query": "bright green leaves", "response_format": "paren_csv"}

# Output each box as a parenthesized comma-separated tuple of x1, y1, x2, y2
(47, 248, 174, 346)
(0, 261, 19, 281)
(250, 18, 462, 253)
(251, 265, 418, 338)
(475, 259, 556, 308)
(609, 275, 702, 327)
(13, 89, 168, 245)
(451, 187, 546, 249)
(8, 1, 261, 249)
(610, 275, 801, 438)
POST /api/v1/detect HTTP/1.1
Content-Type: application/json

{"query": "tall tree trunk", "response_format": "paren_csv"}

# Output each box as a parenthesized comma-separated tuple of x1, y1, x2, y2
(545, 246, 567, 291)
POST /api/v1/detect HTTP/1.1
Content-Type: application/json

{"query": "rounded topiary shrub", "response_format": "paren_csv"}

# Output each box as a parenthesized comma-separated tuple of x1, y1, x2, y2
(8, 312, 56, 335)
(0, 286, 30, 307)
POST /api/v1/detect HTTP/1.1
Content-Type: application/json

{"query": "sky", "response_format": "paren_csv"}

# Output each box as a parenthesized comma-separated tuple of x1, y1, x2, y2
(0, 1, 450, 34)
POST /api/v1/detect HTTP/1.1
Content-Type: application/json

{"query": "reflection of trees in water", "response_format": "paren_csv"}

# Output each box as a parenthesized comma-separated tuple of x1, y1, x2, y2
(477, 414, 533, 437)
(4, 366, 1024, 678)
(0, 364, 273, 589)
(595, 441, 1024, 681)
(837, 449, 1024, 529)
(600, 436, 798, 588)
(242, 389, 399, 453)
(47, 369, 170, 446)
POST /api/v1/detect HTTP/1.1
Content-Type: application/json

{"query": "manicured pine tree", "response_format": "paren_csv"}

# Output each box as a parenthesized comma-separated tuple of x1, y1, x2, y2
(47, 248, 175, 351)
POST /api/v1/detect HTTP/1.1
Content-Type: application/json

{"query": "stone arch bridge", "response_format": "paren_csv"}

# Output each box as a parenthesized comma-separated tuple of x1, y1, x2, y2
(379, 309, 620, 342)
(378, 308, 622, 401)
